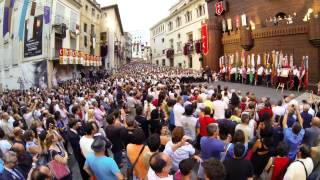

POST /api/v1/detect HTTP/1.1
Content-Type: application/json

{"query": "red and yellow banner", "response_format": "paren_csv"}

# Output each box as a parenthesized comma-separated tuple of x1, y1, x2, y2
(201, 23, 208, 55)
(58, 48, 102, 66)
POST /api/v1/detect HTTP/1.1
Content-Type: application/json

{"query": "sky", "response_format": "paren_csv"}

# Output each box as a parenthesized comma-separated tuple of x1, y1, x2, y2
(97, 0, 177, 42)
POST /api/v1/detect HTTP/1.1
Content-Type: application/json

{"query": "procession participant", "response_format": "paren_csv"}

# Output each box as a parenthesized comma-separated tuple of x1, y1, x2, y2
(249, 66, 255, 85)
(246, 66, 251, 84)
(265, 64, 272, 87)
(230, 66, 236, 83)
(293, 66, 300, 90)
(257, 65, 264, 86)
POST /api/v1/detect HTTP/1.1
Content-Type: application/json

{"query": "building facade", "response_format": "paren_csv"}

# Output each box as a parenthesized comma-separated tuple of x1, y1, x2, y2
(205, 0, 320, 84)
(124, 32, 133, 64)
(131, 30, 149, 60)
(150, 0, 208, 70)
(101, 4, 124, 71)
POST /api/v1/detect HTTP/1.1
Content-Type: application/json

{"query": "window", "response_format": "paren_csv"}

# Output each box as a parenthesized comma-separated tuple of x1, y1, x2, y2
(70, 37, 76, 49)
(162, 38, 164, 43)
(92, 8, 95, 17)
(162, 59, 166, 66)
(91, 24, 95, 36)
(185, 11, 192, 22)
(55, 3, 65, 24)
(84, 36, 87, 47)
(156, 60, 159, 65)
(70, 11, 78, 32)
(178, 33, 181, 39)
(169, 39, 174, 49)
(176, 16, 182, 27)
(84, 23, 87, 33)
(177, 41, 182, 52)
(55, 33, 63, 57)
(168, 21, 173, 31)
(162, 50, 165, 54)
(197, 4, 205, 17)
(85, 5, 88, 11)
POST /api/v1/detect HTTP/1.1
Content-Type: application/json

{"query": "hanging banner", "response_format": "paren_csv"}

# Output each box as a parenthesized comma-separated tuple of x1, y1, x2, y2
(201, 23, 208, 55)
(24, 15, 43, 57)
(58, 48, 102, 66)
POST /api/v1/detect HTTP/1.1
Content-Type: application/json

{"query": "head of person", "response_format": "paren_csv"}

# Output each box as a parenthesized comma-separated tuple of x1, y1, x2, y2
(202, 158, 226, 180)
(106, 114, 115, 125)
(233, 130, 245, 144)
(297, 144, 311, 159)
(160, 125, 169, 136)
(0, 127, 5, 139)
(13, 127, 23, 139)
(23, 129, 35, 142)
(149, 152, 172, 178)
(83, 121, 95, 136)
(241, 113, 250, 124)
(179, 158, 196, 177)
(135, 105, 143, 116)
(292, 122, 302, 135)
(207, 123, 219, 138)
(233, 142, 246, 159)
(216, 93, 222, 100)
(30, 165, 52, 180)
(276, 142, 289, 157)
(131, 128, 145, 145)
(311, 117, 320, 128)
(147, 134, 160, 152)
(204, 106, 211, 116)
(68, 118, 81, 130)
(264, 100, 271, 108)
(91, 136, 107, 153)
(172, 127, 185, 144)
(147, 95, 154, 103)
(125, 117, 136, 128)
(225, 109, 232, 119)
(54, 111, 61, 121)
(184, 104, 194, 116)
(44, 132, 58, 148)
(3, 151, 18, 169)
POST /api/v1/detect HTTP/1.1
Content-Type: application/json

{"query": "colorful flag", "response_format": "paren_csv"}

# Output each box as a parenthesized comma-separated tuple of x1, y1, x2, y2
(18, 0, 29, 41)
(44, 6, 51, 24)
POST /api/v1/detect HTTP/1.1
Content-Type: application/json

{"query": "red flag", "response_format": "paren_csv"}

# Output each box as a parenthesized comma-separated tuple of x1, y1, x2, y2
(201, 23, 208, 55)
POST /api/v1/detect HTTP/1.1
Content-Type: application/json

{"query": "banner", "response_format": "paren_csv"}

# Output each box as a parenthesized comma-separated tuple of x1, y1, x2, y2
(24, 15, 43, 57)
(59, 48, 102, 66)
(19, 0, 29, 41)
(201, 23, 208, 55)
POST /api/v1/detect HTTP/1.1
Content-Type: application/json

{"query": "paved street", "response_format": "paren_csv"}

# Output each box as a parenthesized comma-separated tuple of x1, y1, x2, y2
(206, 81, 303, 103)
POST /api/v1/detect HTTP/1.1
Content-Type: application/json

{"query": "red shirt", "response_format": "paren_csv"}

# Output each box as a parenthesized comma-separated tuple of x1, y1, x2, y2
(199, 115, 216, 136)
(258, 107, 273, 119)
(240, 102, 246, 112)
(271, 157, 290, 180)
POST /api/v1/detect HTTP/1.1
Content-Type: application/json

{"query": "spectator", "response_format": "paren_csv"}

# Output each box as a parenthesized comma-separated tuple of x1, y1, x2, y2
(202, 158, 226, 180)
(300, 104, 313, 129)
(164, 127, 195, 172)
(235, 113, 253, 143)
(0, 127, 11, 154)
(303, 117, 320, 147)
(175, 158, 196, 180)
(84, 136, 123, 180)
(0, 151, 25, 179)
(173, 96, 185, 127)
(282, 106, 305, 160)
(147, 152, 173, 180)
(212, 93, 228, 120)
(144, 134, 160, 170)
(126, 128, 150, 180)
(180, 104, 199, 141)
(225, 130, 248, 161)
(135, 105, 149, 138)
(80, 122, 96, 158)
(223, 143, 254, 180)
(283, 145, 314, 180)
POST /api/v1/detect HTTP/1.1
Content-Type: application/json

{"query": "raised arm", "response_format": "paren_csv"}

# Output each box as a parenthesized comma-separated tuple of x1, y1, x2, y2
(282, 111, 288, 129)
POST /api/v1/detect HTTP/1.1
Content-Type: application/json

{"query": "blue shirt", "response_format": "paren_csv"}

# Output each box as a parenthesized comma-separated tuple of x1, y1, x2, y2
(200, 136, 225, 160)
(287, 114, 297, 128)
(284, 127, 305, 160)
(301, 112, 313, 129)
(85, 153, 120, 180)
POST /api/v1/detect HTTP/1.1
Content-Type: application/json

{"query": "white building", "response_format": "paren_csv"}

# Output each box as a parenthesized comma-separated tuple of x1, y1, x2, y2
(150, 0, 208, 70)
(131, 30, 149, 60)
(101, 4, 124, 71)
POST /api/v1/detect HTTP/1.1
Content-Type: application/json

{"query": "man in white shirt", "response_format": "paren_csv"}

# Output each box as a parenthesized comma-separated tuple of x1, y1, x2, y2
(148, 152, 173, 180)
(257, 65, 264, 85)
(284, 145, 314, 180)
(213, 94, 228, 120)
(173, 96, 185, 127)
(273, 100, 286, 118)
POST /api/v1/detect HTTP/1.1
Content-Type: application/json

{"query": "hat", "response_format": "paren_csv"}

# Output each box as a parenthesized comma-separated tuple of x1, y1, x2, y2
(91, 137, 106, 152)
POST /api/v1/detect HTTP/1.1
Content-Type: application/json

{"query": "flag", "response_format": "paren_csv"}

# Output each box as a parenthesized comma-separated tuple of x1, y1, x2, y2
(44, 6, 51, 24)
(227, 18, 232, 31)
(18, 0, 29, 41)
(304, 56, 309, 90)
(241, 14, 247, 26)
(299, 56, 306, 89)
(271, 51, 277, 86)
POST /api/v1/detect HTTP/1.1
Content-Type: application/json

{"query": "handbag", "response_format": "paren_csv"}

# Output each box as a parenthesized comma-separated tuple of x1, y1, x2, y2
(48, 148, 70, 180)
(127, 145, 146, 180)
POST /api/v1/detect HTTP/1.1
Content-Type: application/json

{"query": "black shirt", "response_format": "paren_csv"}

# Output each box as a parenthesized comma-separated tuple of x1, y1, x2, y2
(120, 127, 135, 148)
(223, 158, 253, 180)
(105, 125, 123, 153)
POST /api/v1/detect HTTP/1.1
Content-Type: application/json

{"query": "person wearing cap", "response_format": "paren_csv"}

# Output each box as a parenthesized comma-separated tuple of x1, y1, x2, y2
(84, 136, 123, 180)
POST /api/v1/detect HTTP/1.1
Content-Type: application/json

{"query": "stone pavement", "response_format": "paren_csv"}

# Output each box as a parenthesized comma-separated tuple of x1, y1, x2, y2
(205, 81, 303, 103)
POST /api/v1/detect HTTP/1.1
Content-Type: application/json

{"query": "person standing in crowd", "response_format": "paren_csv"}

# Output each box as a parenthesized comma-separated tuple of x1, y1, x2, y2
(300, 104, 313, 129)
(80, 122, 96, 158)
(180, 104, 199, 141)
(282, 105, 305, 160)
(173, 96, 185, 127)
(0, 151, 25, 180)
(223, 143, 254, 180)
(148, 152, 173, 180)
(202, 158, 226, 180)
(283, 145, 314, 180)
(84, 137, 123, 180)
(303, 117, 320, 147)
(212, 94, 228, 120)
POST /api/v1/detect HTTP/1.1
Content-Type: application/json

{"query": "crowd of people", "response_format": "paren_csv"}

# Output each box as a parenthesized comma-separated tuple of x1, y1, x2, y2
(0, 62, 319, 180)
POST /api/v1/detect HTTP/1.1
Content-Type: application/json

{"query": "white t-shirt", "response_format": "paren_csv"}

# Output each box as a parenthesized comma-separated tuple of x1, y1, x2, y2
(0, 139, 12, 154)
(79, 136, 94, 158)
(164, 141, 195, 171)
(235, 124, 253, 143)
(147, 168, 173, 180)
(272, 106, 286, 117)
(180, 115, 198, 140)
(212, 100, 228, 120)
(283, 158, 314, 180)
(173, 103, 185, 127)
